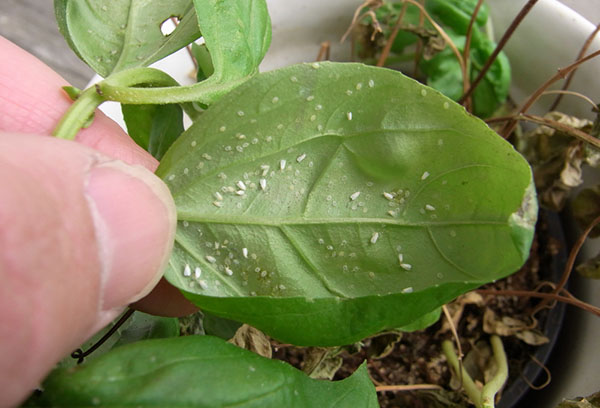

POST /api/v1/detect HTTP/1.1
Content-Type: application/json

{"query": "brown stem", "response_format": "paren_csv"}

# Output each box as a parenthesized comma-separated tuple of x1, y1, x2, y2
(501, 48, 600, 137)
(476, 289, 600, 317)
(316, 41, 331, 62)
(462, 0, 485, 112)
(550, 214, 600, 303)
(412, 0, 425, 77)
(549, 23, 600, 111)
(376, 384, 443, 392)
(519, 114, 600, 148)
(459, 0, 540, 104)
(377, 3, 409, 67)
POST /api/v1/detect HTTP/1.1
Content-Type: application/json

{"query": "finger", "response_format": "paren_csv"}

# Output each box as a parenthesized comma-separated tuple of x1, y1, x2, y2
(0, 132, 177, 407)
(0, 36, 197, 317)
(0, 36, 156, 170)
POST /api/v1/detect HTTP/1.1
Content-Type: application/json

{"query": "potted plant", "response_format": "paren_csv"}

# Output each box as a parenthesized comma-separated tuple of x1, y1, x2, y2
(15, 1, 600, 407)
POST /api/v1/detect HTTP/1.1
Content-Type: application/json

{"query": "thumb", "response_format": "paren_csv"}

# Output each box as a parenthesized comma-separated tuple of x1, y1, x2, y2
(0, 132, 176, 406)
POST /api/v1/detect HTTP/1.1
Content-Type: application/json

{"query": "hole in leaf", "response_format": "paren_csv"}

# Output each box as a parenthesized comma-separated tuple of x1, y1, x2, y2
(160, 16, 180, 36)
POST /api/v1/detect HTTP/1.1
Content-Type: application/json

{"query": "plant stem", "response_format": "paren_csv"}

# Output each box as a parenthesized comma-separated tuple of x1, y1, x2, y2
(53, 67, 203, 139)
(462, 0, 485, 112)
(52, 86, 104, 140)
(375, 384, 442, 392)
(477, 289, 600, 317)
(398, 0, 465, 78)
(501, 48, 600, 137)
(549, 23, 600, 111)
(442, 339, 482, 407)
(459, 0, 539, 104)
(376, 2, 408, 67)
(518, 114, 600, 149)
(99, 68, 250, 106)
(480, 335, 508, 408)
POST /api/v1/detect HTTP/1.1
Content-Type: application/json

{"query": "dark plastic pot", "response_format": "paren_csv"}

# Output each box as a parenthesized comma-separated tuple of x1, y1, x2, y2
(498, 211, 568, 408)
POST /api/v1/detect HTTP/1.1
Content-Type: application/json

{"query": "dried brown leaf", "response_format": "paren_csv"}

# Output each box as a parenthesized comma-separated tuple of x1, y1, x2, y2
(228, 324, 272, 358)
(556, 391, 600, 408)
(302, 347, 343, 380)
(518, 111, 596, 210)
(483, 309, 549, 345)
(576, 251, 600, 279)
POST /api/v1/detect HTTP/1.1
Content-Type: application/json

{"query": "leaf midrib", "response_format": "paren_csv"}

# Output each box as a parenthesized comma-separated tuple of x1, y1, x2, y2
(176, 215, 508, 228)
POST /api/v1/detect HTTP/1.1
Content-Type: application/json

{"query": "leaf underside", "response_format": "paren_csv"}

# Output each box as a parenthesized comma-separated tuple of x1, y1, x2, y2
(157, 62, 537, 346)
(54, 0, 201, 77)
(33, 336, 378, 407)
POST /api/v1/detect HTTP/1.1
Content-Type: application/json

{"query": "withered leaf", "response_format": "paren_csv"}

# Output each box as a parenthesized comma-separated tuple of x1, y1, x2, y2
(228, 324, 272, 358)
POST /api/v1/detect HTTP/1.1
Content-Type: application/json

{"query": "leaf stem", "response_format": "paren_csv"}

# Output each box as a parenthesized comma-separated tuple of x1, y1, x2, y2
(53, 67, 201, 140)
(99, 68, 250, 106)
(442, 339, 482, 407)
(442, 335, 508, 408)
(52, 86, 104, 140)
(480, 335, 508, 408)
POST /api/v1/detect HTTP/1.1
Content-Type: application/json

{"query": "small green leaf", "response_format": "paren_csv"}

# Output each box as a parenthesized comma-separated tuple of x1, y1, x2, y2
(426, 0, 489, 34)
(122, 103, 185, 160)
(420, 32, 511, 118)
(203, 311, 242, 339)
(113, 312, 179, 348)
(191, 42, 214, 82)
(157, 62, 535, 346)
(33, 336, 378, 407)
(54, 0, 201, 77)
(193, 0, 271, 85)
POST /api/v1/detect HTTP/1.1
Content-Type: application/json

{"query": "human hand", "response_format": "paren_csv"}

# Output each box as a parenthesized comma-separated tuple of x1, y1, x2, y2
(0, 37, 196, 407)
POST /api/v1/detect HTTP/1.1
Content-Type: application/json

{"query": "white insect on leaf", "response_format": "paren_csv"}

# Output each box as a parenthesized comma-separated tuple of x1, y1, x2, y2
(370, 232, 379, 244)
(183, 264, 192, 277)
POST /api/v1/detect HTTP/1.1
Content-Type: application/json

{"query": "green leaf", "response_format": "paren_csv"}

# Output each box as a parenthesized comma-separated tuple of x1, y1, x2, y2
(202, 311, 242, 339)
(193, 0, 271, 84)
(96, 0, 272, 106)
(122, 103, 185, 160)
(426, 0, 489, 34)
(157, 62, 536, 346)
(191, 42, 215, 82)
(112, 312, 179, 347)
(398, 307, 441, 332)
(54, 0, 201, 77)
(33, 336, 378, 407)
(420, 32, 511, 118)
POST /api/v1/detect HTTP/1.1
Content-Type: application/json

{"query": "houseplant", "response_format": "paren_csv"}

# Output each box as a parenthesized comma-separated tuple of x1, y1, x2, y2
(17, 0, 599, 407)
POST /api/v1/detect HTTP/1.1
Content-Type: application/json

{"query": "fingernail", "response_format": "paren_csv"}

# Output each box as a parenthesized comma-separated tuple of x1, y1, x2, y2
(86, 161, 176, 312)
